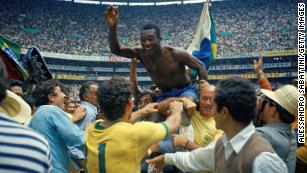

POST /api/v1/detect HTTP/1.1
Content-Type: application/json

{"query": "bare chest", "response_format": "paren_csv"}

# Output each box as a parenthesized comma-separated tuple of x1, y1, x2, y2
(142, 55, 181, 77)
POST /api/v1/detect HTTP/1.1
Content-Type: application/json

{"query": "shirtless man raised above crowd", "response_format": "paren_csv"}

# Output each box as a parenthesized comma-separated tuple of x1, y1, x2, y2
(104, 5, 208, 115)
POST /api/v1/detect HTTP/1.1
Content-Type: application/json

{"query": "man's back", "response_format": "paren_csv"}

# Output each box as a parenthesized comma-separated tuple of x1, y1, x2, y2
(215, 132, 275, 173)
(257, 123, 296, 173)
(86, 121, 169, 173)
(0, 113, 51, 173)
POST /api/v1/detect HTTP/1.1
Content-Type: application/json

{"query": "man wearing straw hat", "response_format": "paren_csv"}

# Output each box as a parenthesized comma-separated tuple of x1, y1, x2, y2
(256, 85, 300, 173)
(0, 59, 51, 172)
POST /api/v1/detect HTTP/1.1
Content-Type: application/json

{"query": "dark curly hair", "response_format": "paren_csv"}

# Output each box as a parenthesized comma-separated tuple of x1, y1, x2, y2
(32, 79, 61, 107)
(141, 24, 161, 38)
(0, 59, 7, 103)
(97, 77, 132, 121)
(214, 77, 257, 125)
(9, 79, 23, 88)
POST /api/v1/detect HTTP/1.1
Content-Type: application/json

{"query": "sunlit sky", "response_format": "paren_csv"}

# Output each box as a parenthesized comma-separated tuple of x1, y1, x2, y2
(58, 0, 224, 6)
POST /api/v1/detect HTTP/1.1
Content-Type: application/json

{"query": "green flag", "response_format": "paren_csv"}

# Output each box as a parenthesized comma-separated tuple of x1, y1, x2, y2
(0, 35, 29, 81)
(0, 35, 21, 58)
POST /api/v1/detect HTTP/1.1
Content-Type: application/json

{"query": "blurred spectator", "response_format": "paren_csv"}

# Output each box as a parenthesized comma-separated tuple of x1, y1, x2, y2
(29, 79, 84, 173)
(78, 81, 98, 129)
(9, 79, 24, 96)
(257, 85, 300, 173)
(22, 94, 35, 115)
(0, 58, 51, 173)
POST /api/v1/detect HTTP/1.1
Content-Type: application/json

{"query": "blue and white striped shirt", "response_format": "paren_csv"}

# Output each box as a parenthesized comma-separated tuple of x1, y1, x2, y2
(0, 113, 51, 173)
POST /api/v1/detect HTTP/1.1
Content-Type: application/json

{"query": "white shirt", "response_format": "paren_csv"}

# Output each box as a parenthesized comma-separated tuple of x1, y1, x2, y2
(165, 123, 288, 173)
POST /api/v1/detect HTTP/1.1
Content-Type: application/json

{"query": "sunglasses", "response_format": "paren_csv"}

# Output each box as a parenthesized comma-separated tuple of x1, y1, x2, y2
(258, 96, 279, 113)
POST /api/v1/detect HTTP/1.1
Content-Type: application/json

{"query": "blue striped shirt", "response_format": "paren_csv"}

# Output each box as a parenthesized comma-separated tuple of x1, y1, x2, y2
(0, 113, 51, 173)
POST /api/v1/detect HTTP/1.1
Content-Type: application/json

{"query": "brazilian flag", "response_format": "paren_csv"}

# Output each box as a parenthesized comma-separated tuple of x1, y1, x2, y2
(187, 1, 217, 78)
(0, 35, 29, 81)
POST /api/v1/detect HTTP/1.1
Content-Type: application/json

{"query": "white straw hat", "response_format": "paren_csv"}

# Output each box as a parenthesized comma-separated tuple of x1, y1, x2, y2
(261, 85, 300, 116)
(0, 90, 32, 125)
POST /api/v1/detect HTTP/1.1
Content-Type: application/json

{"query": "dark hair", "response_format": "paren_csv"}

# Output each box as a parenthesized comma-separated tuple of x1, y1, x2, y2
(0, 59, 7, 103)
(135, 91, 153, 110)
(9, 79, 23, 88)
(61, 84, 70, 96)
(32, 79, 61, 107)
(97, 77, 132, 121)
(79, 81, 98, 101)
(141, 24, 161, 38)
(261, 96, 295, 124)
(22, 94, 35, 107)
(151, 85, 158, 91)
(214, 77, 257, 125)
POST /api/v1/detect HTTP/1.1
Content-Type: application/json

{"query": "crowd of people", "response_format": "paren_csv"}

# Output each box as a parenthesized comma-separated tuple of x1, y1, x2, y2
(0, 0, 297, 57)
(0, 50, 305, 173)
(0, 0, 303, 173)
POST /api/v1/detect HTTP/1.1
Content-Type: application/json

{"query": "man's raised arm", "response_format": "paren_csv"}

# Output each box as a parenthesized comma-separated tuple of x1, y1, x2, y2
(104, 5, 138, 58)
(175, 50, 208, 81)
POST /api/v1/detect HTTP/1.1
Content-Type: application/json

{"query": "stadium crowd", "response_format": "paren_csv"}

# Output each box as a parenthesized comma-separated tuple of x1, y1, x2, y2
(0, 0, 297, 56)
(0, 50, 305, 173)
(0, 0, 303, 173)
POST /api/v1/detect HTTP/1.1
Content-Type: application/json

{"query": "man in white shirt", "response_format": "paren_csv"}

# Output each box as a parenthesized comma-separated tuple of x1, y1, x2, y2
(147, 77, 288, 173)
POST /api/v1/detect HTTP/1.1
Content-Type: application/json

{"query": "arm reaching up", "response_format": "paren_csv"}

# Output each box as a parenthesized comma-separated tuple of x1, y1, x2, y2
(130, 58, 142, 95)
(104, 5, 138, 58)
(253, 51, 272, 91)
(104, 5, 118, 28)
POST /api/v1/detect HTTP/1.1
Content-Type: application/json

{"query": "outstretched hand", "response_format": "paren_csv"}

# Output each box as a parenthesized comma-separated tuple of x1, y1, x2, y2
(253, 51, 263, 74)
(104, 5, 119, 27)
(146, 155, 166, 173)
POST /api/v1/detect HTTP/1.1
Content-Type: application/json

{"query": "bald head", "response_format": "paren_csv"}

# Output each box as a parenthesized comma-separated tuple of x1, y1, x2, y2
(199, 84, 215, 117)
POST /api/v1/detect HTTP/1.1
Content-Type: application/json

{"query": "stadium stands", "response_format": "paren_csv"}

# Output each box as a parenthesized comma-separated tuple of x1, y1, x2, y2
(0, 0, 298, 57)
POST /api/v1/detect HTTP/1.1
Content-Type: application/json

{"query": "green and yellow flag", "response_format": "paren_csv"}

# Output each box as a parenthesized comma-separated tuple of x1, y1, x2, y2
(187, 0, 217, 69)
(0, 35, 29, 80)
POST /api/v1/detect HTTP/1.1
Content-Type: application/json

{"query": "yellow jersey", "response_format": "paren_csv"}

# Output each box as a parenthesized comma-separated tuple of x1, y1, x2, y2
(191, 112, 223, 146)
(85, 121, 169, 173)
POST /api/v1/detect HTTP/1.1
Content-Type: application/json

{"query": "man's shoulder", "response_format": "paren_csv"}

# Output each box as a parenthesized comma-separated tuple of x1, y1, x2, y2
(256, 126, 275, 139)
(31, 105, 67, 125)
(0, 114, 49, 148)
(163, 46, 191, 58)
(163, 46, 182, 53)
(133, 121, 157, 127)
(133, 121, 166, 130)
(0, 115, 50, 173)
(256, 125, 290, 143)
(36, 105, 65, 115)
(256, 126, 280, 137)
